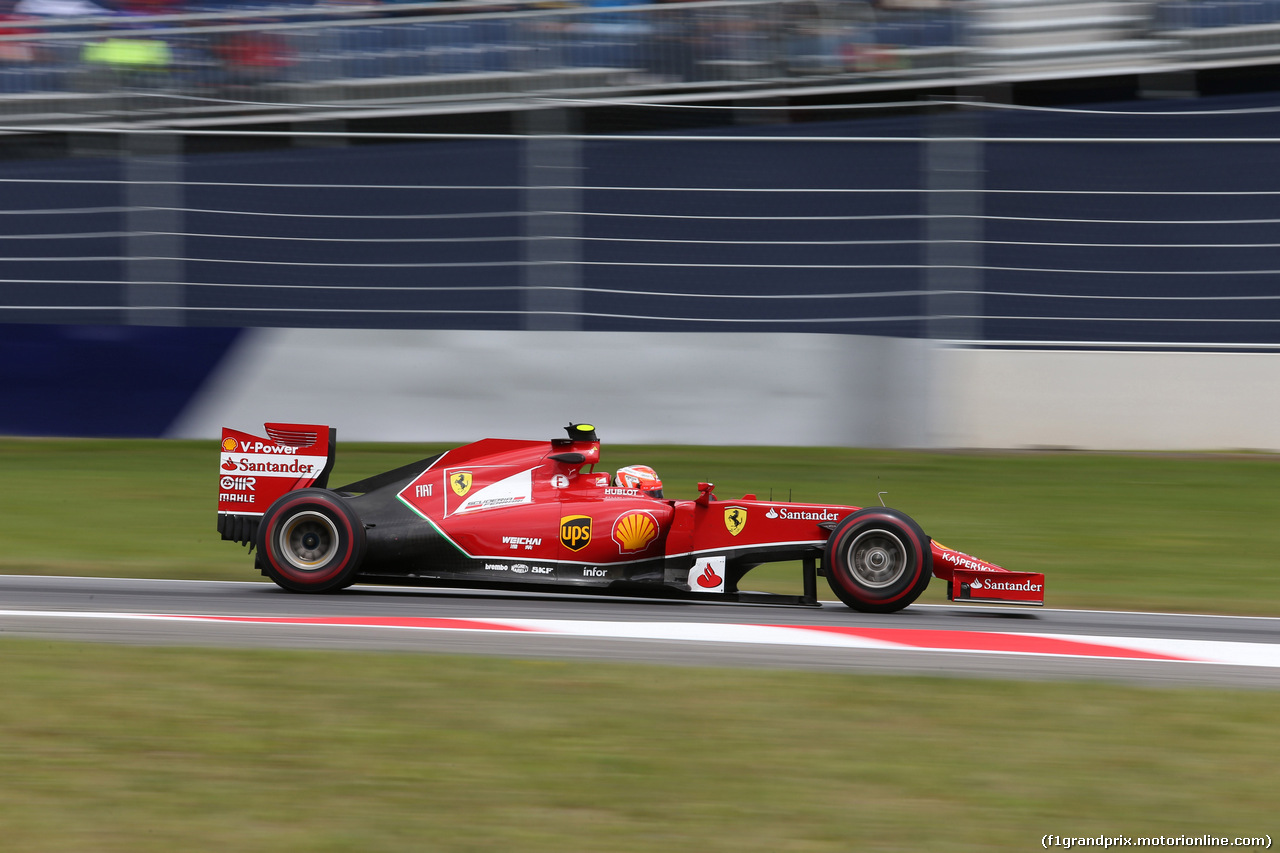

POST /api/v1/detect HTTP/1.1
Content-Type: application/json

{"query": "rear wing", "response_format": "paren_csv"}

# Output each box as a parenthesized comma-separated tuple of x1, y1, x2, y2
(216, 422, 336, 547)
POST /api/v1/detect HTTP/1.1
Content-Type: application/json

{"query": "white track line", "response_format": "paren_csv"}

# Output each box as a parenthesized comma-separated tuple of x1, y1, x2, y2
(2, 609, 1279, 668)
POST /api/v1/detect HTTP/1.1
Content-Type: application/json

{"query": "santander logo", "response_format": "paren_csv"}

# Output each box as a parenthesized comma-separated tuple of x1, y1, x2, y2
(221, 459, 237, 471)
(967, 576, 1043, 593)
(688, 556, 726, 593)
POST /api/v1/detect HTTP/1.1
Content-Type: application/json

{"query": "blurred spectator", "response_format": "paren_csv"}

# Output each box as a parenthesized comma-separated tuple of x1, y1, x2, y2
(0, 14, 40, 62)
(81, 30, 172, 87)
(646, 4, 706, 81)
(117, 0, 183, 15)
(14, 0, 113, 14)
(212, 26, 294, 85)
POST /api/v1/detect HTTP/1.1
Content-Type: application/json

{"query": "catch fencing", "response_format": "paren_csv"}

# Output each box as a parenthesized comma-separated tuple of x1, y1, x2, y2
(4, 98, 1280, 348)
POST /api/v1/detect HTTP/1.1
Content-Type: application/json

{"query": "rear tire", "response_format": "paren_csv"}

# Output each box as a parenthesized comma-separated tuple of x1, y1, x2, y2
(256, 489, 365, 593)
(824, 508, 932, 613)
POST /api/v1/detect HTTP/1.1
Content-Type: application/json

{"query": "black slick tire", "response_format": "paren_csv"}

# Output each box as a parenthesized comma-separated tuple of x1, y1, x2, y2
(256, 488, 366, 593)
(824, 508, 932, 613)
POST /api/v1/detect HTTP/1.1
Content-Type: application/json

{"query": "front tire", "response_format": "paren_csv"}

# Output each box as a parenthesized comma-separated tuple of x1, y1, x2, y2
(824, 508, 932, 613)
(256, 489, 366, 593)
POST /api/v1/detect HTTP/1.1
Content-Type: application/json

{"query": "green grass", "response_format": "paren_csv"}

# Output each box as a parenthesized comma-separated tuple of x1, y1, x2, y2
(1, 639, 1276, 853)
(3, 439, 1278, 850)
(2, 438, 1279, 615)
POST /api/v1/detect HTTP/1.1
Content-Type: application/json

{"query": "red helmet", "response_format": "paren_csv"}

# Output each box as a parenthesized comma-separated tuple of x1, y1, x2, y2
(615, 464, 663, 498)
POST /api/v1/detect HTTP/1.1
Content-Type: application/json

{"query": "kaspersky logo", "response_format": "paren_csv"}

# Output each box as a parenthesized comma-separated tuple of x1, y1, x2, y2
(560, 515, 592, 551)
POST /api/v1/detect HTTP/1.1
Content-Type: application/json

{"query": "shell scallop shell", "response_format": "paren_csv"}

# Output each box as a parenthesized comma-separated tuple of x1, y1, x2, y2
(613, 511, 658, 552)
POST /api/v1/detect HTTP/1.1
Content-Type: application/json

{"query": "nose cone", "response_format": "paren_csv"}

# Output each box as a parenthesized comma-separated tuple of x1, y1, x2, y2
(930, 540, 1006, 579)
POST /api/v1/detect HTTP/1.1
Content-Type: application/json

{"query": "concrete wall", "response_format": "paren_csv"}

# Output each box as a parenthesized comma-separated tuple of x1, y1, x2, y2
(937, 348, 1280, 451)
(170, 329, 934, 447)
(169, 328, 1280, 450)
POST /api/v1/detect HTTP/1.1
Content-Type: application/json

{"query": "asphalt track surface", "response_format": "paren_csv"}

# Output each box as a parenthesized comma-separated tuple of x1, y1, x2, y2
(2, 575, 1278, 688)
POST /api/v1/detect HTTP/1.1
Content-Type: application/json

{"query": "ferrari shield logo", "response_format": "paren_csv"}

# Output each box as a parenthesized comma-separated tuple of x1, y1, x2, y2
(450, 471, 473, 497)
(724, 506, 747, 536)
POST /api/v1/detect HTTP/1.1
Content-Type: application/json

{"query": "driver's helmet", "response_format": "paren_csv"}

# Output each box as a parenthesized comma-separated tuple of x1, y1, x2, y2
(615, 464, 663, 498)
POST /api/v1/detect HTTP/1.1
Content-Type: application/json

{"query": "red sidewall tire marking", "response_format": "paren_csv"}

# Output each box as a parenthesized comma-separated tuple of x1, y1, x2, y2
(264, 495, 355, 586)
(829, 512, 927, 606)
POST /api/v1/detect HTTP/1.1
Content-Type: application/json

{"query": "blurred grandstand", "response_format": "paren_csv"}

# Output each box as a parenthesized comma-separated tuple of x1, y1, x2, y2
(6, 0, 1280, 445)
(2, 0, 1280, 128)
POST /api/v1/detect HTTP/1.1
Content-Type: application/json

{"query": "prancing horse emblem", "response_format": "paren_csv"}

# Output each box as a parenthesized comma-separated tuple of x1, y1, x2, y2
(451, 471, 473, 497)
(724, 506, 747, 536)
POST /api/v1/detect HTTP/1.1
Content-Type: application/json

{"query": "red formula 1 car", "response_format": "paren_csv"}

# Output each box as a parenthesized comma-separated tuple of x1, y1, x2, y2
(216, 422, 1044, 612)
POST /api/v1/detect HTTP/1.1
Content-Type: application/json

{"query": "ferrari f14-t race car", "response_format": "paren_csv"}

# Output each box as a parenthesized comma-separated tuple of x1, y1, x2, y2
(217, 423, 1045, 612)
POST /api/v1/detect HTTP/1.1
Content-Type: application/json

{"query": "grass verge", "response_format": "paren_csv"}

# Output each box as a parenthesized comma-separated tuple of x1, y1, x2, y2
(2, 638, 1276, 853)
(2, 438, 1278, 615)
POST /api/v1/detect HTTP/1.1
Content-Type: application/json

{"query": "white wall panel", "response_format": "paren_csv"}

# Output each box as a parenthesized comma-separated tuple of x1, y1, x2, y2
(173, 330, 1280, 450)
(937, 349, 1280, 451)
(172, 329, 933, 447)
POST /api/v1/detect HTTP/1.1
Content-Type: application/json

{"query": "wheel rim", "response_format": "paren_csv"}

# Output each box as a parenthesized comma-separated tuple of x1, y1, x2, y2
(844, 528, 908, 589)
(278, 511, 340, 572)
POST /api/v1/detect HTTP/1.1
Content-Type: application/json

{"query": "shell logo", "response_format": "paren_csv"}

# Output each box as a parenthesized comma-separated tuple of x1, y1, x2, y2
(611, 511, 659, 554)
(221, 437, 238, 452)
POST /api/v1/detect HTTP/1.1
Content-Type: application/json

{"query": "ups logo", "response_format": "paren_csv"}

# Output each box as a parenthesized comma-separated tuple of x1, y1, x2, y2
(560, 515, 592, 551)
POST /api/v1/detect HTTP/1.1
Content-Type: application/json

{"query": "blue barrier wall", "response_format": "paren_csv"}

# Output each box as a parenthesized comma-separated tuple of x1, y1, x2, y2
(5, 94, 1280, 437)
(3, 99, 1280, 344)
(981, 97, 1280, 347)
(0, 324, 242, 437)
